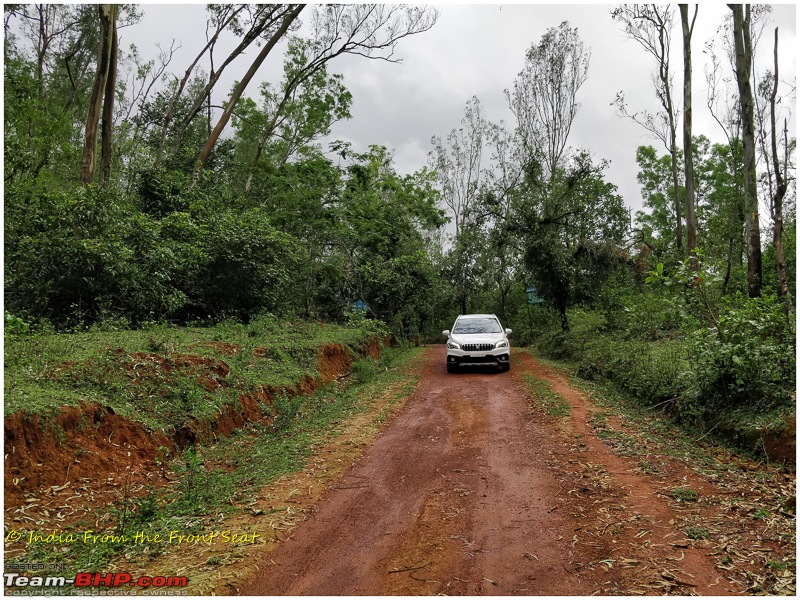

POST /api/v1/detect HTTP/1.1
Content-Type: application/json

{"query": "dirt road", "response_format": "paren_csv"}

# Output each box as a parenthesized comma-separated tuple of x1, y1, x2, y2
(239, 347, 744, 595)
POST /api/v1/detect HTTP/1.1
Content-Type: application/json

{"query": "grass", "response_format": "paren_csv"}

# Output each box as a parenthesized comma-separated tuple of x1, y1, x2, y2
(670, 487, 700, 502)
(685, 526, 710, 540)
(8, 342, 425, 578)
(4, 316, 383, 432)
(521, 372, 570, 417)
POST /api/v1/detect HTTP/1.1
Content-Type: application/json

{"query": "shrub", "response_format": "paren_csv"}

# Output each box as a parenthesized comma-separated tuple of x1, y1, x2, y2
(679, 295, 795, 423)
(352, 357, 379, 384)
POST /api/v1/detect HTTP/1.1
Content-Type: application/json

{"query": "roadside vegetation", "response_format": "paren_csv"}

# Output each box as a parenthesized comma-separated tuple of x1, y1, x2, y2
(519, 350, 795, 595)
(5, 314, 386, 428)
(5, 336, 424, 579)
(3, 3, 794, 481)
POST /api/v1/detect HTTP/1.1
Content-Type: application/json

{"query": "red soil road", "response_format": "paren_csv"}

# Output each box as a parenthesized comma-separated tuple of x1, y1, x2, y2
(239, 347, 741, 596)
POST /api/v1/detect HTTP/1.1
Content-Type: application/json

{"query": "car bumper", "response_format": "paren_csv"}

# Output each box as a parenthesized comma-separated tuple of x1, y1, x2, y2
(446, 349, 510, 367)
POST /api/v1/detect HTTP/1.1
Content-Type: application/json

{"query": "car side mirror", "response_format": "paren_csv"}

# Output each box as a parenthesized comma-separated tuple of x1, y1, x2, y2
(505, 328, 513, 336)
(442, 330, 450, 337)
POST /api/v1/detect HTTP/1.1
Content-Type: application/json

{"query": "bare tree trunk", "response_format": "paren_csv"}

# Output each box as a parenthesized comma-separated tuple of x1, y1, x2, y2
(729, 4, 763, 298)
(611, 5, 682, 255)
(680, 4, 697, 254)
(668, 132, 682, 255)
(100, 19, 118, 183)
(195, 4, 305, 174)
(768, 28, 791, 313)
(80, 4, 117, 186)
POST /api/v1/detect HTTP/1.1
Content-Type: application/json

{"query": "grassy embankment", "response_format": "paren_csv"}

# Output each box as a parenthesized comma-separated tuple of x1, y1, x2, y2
(4, 317, 425, 577)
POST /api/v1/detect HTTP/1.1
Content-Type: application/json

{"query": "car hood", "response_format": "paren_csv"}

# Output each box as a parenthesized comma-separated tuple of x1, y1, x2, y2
(449, 333, 506, 344)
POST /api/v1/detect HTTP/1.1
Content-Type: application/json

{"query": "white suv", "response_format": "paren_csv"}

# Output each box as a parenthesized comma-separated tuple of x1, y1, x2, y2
(442, 314, 512, 373)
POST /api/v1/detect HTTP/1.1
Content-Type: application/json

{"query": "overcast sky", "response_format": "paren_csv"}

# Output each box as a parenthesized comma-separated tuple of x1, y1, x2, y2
(122, 3, 798, 214)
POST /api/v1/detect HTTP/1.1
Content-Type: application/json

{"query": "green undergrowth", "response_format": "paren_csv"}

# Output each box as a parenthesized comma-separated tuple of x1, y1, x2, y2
(8, 344, 425, 577)
(534, 318, 794, 460)
(520, 371, 570, 417)
(4, 316, 385, 432)
(541, 351, 787, 471)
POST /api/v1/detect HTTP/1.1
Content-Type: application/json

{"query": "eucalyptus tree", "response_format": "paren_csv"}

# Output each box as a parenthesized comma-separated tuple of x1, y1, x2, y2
(80, 4, 118, 185)
(475, 120, 526, 321)
(429, 96, 486, 237)
(612, 4, 684, 254)
(679, 4, 698, 253)
(729, 4, 763, 298)
(3, 4, 122, 186)
(504, 21, 602, 330)
(760, 27, 794, 310)
(429, 96, 488, 313)
(506, 20, 589, 184)
(196, 3, 439, 172)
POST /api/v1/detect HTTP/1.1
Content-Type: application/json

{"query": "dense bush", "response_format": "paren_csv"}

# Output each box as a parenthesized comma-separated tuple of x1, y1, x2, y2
(535, 278, 795, 450)
(191, 210, 302, 323)
(536, 308, 688, 406)
(678, 295, 796, 424)
(5, 185, 190, 328)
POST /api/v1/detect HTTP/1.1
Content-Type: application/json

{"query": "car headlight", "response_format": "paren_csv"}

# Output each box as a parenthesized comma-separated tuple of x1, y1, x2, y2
(495, 340, 509, 348)
(447, 341, 460, 350)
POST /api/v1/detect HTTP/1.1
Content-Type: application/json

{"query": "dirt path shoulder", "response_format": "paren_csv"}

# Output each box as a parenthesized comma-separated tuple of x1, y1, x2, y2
(237, 347, 764, 595)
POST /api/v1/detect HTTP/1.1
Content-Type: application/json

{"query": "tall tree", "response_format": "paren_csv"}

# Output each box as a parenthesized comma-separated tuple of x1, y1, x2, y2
(196, 4, 305, 172)
(430, 96, 486, 237)
(504, 22, 605, 331)
(515, 155, 629, 331)
(612, 4, 683, 255)
(429, 96, 487, 313)
(729, 4, 763, 297)
(163, 4, 301, 158)
(679, 4, 698, 254)
(197, 3, 439, 173)
(765, 27, 792, 311)
(506, 20, 590, 183)
(80, 4, 118, 185)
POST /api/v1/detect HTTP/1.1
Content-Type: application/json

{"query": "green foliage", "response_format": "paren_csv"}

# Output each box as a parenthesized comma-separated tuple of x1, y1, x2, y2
(171, 448, 235, 512)
(685, 527, 710, 540)
(270, 393, 304, 430)
(515, 153, 630, 330)
(5, 185, 190, 327)
(646, 256, 796, 424)
(352, 357, 379, 384)
(4, 311, 31, 337)
(671, 487, 700, 502)
(537, 308, 688, 406)
(681, 295, 795, 422)
(193, 209, 301, 322)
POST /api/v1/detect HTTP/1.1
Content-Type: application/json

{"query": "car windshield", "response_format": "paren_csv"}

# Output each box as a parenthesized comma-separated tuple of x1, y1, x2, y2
(452, 318, 502, 334)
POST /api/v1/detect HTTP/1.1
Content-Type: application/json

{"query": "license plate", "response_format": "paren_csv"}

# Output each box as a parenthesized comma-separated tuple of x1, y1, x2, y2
(469, 353, 486, 358)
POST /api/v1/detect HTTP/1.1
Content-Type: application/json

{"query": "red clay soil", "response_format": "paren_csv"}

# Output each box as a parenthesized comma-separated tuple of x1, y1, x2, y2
(3, 342, 360, 519)
(238, 347, 752, 596)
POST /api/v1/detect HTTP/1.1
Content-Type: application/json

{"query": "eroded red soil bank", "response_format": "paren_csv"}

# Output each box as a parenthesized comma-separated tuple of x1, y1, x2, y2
(4, 340, 379, 510)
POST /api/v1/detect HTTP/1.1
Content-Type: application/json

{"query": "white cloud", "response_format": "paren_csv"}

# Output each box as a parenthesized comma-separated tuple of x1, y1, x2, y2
(122, 3, 797, 213)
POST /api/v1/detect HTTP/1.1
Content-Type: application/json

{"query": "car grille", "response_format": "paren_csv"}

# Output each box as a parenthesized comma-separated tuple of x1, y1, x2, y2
(462, 343, 494, 352)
